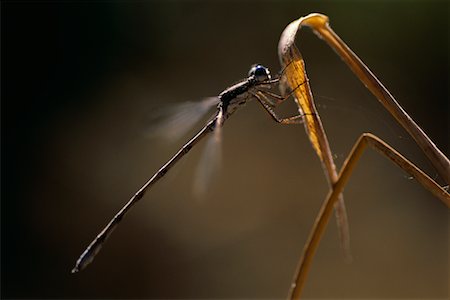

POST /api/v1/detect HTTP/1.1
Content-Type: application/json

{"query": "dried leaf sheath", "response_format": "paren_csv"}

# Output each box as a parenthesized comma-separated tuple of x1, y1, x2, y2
(278, 16, 351, 257)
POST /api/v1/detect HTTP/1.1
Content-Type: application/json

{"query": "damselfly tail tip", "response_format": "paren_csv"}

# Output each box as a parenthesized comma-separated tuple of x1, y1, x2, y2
(71, 251, 92, 274)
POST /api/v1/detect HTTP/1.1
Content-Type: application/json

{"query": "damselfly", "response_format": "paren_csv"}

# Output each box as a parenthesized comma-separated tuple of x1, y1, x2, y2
(71, 64, 306, 273)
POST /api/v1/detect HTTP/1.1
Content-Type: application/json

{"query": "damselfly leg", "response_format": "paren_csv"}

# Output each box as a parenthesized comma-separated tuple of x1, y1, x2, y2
(253, 80, 311, 125)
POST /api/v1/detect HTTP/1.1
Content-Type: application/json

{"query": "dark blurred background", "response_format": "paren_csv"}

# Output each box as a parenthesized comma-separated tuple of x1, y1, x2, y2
(2, 1, 448, 299)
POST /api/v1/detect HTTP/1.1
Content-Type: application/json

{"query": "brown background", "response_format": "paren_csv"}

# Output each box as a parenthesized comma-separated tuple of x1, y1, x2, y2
(2, 1, 448, 299)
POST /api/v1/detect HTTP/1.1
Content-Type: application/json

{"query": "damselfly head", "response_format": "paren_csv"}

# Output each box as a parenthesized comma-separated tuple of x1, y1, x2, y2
(248, 64, 271, 82)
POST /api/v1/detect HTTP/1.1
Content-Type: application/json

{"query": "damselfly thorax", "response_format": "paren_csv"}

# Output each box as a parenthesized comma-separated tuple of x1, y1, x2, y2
(219, 64, 273, 116)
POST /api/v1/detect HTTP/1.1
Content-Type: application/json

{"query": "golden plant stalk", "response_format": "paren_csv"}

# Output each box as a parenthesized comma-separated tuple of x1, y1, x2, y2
(278, 13, 450, 299)
(279, 16, 352, 264)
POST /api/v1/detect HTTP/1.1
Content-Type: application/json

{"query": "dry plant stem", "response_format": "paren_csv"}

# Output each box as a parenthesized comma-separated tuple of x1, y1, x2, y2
(288, 133, 450, 300)
(302, 14, 450, 184)
(71, 116, 218, 273)
(279, 15, 450, 298)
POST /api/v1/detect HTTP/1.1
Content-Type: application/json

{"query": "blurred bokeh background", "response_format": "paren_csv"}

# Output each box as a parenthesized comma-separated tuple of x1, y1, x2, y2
(2, 1, 448, 299)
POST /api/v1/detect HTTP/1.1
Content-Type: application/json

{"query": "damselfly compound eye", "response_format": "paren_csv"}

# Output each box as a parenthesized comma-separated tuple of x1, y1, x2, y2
(248, 64, 271, 82)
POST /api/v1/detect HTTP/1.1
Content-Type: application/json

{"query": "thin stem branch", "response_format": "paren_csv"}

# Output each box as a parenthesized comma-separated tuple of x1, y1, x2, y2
(288, 133, 450, 300)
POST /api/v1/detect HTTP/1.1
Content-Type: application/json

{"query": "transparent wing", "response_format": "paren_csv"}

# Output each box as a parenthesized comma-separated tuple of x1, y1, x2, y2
(193, 113, 223, 198)
(145, 97, 219, 142)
